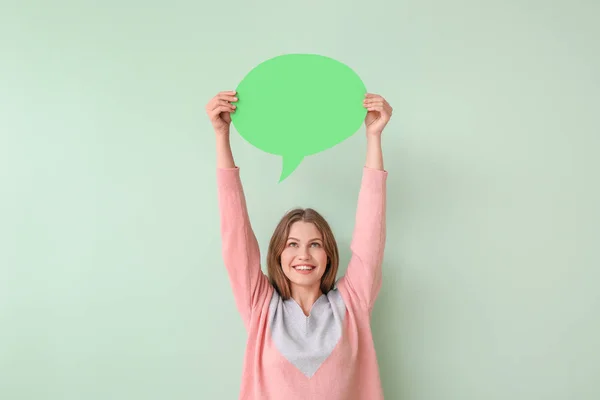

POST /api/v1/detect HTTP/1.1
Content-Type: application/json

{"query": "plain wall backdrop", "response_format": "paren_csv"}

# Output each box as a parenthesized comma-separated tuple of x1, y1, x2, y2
(1, 1, 599, 399)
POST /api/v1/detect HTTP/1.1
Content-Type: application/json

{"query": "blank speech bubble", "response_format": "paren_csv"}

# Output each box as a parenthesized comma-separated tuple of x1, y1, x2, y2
(231, 53, 367, 182)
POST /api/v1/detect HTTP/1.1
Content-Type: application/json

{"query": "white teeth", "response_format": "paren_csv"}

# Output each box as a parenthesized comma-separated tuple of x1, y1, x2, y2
(294, 265, 314, 270)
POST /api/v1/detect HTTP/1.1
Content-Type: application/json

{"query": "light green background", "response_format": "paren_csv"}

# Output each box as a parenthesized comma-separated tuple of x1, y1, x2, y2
(1, 1, 599, 399)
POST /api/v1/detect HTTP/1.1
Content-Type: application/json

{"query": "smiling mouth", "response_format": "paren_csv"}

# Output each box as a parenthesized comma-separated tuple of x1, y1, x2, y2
(293, 265, 316, 271)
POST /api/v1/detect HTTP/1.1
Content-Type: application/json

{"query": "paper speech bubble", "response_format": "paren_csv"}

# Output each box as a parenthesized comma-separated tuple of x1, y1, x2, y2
(230, 53, 367, 182)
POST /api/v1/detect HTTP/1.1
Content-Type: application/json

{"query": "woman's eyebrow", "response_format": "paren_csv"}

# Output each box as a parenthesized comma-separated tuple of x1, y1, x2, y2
(287, 237, 322, 242)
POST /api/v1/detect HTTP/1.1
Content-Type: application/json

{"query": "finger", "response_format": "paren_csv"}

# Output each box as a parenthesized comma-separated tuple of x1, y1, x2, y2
(210, 99, 236, 110)
(210, 106, 234, 121)
(364, 100, 384, 107)
(366, 104, 392, 116)
(207, 100, 235, 115)
(209, 104, 235, 119)
(374, 100, 391, 111)
(207, 97, 237, 111)
(206, 91, 237, 108)
(364, 93, 383, 99)
(217, 93, 238, 102)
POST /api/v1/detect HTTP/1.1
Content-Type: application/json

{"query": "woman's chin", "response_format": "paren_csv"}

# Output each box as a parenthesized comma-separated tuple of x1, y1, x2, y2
(288, 274, 322, 288)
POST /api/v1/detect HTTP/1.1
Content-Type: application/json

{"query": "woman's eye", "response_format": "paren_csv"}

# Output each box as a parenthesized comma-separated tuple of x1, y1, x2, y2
(311, 242, 321, 247)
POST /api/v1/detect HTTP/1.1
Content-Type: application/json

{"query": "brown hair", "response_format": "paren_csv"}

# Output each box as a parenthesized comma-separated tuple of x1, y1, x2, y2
(267, 208, 339, 300)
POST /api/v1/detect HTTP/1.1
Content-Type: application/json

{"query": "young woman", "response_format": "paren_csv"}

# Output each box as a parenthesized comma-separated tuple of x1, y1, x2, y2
(206, 90, 392, 400)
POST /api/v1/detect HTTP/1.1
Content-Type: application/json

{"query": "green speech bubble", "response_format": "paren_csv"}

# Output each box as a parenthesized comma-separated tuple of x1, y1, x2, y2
(231, 53, 367, 182)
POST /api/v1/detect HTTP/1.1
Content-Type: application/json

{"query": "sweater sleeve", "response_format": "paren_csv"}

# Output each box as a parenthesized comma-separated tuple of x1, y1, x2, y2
(216, 166, 271, 330)
(341, 166, 388, 311)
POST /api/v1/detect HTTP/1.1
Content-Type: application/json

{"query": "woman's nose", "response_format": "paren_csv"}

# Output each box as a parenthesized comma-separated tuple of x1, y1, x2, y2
(298, 246, 310, 258)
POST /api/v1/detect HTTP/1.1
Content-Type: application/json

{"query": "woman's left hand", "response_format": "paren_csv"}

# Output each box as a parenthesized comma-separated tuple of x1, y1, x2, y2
(363, 93, 393, 136)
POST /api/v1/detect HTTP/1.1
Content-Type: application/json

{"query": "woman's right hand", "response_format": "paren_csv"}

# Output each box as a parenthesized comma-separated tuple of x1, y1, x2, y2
(205, 90, 238, 136)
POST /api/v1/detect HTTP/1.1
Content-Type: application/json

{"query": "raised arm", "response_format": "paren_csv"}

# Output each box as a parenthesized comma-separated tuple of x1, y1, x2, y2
(341, 93, 392, 311)
(207, 91, 271, 330)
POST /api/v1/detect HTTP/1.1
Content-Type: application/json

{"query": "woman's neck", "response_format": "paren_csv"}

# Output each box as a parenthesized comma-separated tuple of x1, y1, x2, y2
(290, 285, 323, 316)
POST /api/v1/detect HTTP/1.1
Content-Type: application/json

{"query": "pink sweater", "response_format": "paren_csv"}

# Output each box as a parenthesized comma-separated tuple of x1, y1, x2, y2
(217, 166, 387, 400)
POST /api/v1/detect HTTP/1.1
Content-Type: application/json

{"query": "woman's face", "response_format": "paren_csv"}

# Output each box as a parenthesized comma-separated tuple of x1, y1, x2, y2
(280, 221, 328, 292)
